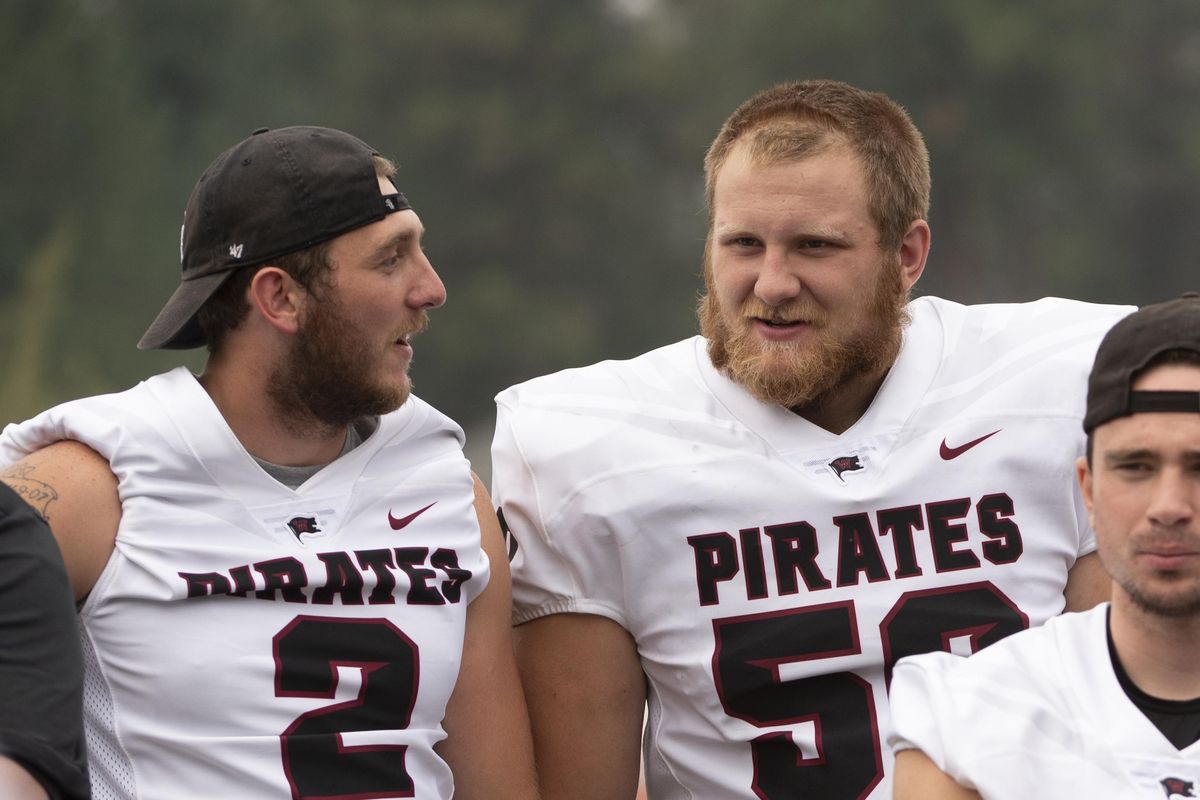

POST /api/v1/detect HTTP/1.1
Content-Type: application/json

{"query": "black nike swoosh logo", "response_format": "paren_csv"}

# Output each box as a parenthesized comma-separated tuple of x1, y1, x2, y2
(388, 502, 436, 530)
(939, 430, 1001, 460)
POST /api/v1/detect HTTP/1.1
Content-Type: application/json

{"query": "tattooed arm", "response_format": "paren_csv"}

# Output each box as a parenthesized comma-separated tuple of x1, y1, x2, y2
(1, 441, 120, 603)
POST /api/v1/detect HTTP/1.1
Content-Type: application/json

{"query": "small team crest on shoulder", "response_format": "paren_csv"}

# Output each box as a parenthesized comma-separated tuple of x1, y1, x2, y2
(286, 516, 321, 541)
(1162, 777, 1196, 798)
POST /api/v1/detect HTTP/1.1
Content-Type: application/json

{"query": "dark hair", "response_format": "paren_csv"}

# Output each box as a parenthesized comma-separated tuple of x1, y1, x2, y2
(196, 243, 335, 353)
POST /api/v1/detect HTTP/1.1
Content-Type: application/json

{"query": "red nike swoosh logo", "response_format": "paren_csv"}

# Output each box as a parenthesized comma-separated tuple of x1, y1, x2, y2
(939, 430, 1002, 460)
(388, 502, 436, 530)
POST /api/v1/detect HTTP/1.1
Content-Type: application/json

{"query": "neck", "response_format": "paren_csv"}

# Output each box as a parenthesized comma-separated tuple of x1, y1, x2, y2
(790, 366, 890, 435)
(1110, 592, 1200, 700)
(199, 354, 348, 467)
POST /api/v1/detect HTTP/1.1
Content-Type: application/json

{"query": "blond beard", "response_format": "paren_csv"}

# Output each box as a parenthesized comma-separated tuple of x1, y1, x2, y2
(698, 255, 909, 410)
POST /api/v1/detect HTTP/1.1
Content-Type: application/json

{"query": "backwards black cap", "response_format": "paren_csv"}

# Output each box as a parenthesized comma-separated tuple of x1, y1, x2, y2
(1083, 292, 1200, 433)
(139, 126, 410, 350)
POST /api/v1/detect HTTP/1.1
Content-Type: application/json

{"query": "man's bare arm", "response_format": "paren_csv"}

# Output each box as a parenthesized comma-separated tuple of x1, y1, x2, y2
(436, 474, 539, 799)
(1063, 551, 1111, 612)
(892, 748, 982, 800)
(0, 441, 120, 602)
(515, 611, 646, 800)
(0, 756, 50, 800)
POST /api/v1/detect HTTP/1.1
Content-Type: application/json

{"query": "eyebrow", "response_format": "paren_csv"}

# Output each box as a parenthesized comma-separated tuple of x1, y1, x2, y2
(713, 222, 850, 242)
(1103, 448, 1200, 463)
(371, 227, 423, 258)
(1103, 449, 1158, 463)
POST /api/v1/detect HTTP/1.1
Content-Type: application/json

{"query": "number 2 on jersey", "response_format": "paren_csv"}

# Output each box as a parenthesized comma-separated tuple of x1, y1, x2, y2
(712, 582, 1028, 799)
(274, 616, 420, 800)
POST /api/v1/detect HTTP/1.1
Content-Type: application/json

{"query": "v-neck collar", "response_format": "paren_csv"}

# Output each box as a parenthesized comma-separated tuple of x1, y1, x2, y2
(694, 299, 944, 457)
(144, 367, 414, 501)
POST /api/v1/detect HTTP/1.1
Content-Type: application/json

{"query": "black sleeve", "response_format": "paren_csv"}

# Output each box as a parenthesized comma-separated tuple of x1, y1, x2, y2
(0, 483, 89, 800)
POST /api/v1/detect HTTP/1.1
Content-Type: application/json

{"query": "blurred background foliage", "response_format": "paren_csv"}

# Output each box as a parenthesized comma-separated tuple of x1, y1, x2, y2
(2, 0, 1198, 476)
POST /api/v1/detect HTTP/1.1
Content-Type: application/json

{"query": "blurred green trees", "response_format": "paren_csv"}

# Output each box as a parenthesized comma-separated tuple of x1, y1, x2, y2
(3, 0, 1198, 466)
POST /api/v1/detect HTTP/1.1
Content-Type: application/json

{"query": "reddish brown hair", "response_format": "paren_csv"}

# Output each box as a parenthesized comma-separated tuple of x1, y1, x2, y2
(704, 80, 929, 250)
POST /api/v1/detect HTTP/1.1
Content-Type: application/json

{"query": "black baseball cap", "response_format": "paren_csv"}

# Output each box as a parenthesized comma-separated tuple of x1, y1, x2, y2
(1083, 292, 1200, 433)
(139, 125, 411, 350)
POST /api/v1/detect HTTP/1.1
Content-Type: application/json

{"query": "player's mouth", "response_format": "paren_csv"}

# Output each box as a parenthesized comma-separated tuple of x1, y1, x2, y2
(391, 332, 417, 358)
(751, 316, 814, 340)
(1137, 542, 1200, 571)
(393, 314, 430, 351)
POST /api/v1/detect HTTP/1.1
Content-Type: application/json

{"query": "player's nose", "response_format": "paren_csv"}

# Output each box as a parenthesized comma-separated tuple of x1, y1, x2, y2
(753, 249, 803, 307)
(1145, 468, 1196, 528)
(409, 250, 447, 310)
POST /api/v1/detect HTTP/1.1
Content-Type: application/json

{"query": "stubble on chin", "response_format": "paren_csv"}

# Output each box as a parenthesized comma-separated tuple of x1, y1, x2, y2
(1108, 542, 1200, 619)
(1123, 582, 1200, 618)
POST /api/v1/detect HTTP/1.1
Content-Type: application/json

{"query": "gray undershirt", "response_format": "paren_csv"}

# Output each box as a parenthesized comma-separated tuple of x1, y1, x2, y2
(253, 417, 380, 490)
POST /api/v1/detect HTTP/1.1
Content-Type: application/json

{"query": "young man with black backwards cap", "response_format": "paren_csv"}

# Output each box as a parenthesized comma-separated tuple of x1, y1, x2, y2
(0, 127, 538, 799)
(890, 293, 1200, 799)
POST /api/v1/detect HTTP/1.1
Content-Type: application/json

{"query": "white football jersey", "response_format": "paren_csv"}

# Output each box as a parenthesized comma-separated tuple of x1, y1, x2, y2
(0, 367, 489, 800)
(889, 605, 1200, 799)
(492, 296, 1132, 800)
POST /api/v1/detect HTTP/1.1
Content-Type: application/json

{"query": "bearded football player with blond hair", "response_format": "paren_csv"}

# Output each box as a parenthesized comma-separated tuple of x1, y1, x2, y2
(492, 79, 1133, 799)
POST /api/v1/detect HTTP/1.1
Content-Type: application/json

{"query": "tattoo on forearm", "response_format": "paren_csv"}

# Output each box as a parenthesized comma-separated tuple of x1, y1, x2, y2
(1, 464, 59, 522)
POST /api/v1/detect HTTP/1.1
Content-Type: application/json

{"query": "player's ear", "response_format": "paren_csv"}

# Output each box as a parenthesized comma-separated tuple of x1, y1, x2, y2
(1076, 455, 1095, 518)
(248, 266, 305, 336)
(897, 219, 930, 292)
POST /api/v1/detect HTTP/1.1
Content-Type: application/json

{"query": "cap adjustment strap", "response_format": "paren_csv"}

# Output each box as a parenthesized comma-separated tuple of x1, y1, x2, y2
(1128, 390, 1200, 415)
(381, 192, 411, 214)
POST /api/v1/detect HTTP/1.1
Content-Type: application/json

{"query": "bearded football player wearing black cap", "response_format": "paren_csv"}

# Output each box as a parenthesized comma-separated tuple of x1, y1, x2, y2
(0, 127, 538, 799)
(890, 293, 1200, 799)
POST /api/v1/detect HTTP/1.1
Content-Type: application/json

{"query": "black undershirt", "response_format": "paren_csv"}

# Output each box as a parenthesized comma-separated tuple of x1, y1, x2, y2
(1107, 609, 1200, 750)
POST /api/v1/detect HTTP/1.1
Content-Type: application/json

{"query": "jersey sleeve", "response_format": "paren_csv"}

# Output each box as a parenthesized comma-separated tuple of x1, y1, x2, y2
(0, 485, 90, 800)
(888, 652, 987, 791)
(888, 653, 957, 752)
(491, 397, 630, 628)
